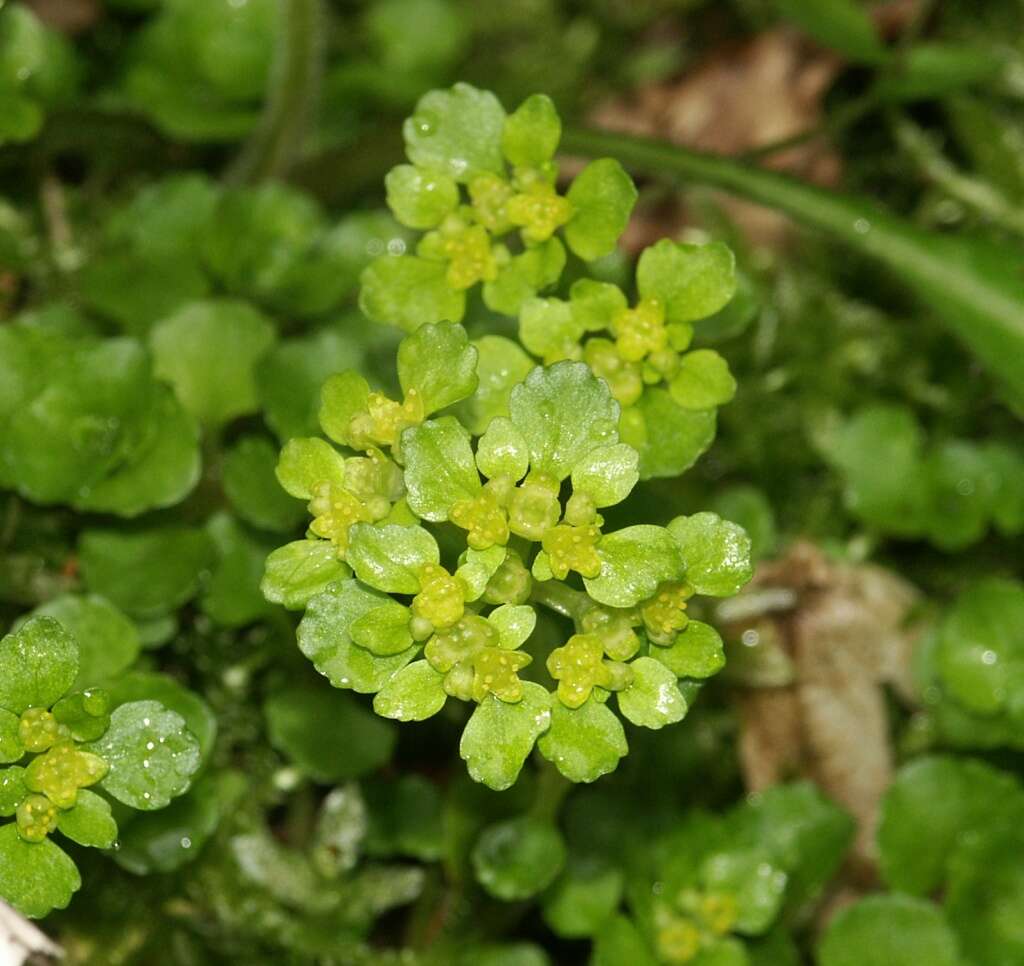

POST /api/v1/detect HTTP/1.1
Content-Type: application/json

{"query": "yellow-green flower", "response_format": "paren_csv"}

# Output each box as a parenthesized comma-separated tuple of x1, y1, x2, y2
(546, 633, 613, 709)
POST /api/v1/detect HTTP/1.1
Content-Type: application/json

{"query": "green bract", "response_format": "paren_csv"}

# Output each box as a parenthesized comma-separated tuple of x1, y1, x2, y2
(0, 617, 201, 918)
(266, 85, 751, 792)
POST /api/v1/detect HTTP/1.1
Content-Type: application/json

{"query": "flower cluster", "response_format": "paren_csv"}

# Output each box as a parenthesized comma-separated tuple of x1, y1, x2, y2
(262, 83, 753, 791)
(264, 320, 752, 790)
(0, 618, 201, 917)
(359, 83, 741, 480)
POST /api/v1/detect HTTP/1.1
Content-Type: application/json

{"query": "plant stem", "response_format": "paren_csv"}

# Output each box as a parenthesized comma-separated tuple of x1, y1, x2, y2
(530, 580, 587, 621)
(529, 760, 572, 823)
(890, 113, 1024, 236)
(227, 0, 323, 184)
(560, 125, 1024, 411)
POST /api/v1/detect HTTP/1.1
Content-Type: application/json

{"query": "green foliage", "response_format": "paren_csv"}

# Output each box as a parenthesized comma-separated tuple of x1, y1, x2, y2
(0, 619, 201, 917)
(817, 895, 961, 966)
(359, 83, 739, 478)
(820, 404, 1024, 548)
(4, 2, 1023, 958)
(271, 309, 749, 788)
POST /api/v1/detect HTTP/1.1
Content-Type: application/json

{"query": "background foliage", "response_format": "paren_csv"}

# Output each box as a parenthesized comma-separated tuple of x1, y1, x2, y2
(1, 0, 1022, 963)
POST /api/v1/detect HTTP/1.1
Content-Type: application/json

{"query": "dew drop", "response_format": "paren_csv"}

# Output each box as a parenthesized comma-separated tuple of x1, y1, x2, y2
(181, 836, 192, 849)
(853, 218, 871, 234)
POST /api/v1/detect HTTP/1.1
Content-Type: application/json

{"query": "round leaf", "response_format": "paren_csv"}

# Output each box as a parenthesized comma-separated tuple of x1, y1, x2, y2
(28, 594, 139, 689)
(571, 443, 639, 507)
(385, 163, 459, 229)
(403, 82, 506, 182)
(150, 299, 276, 427)
(57, 788, 118, 849)
(472, 817, 566, 900)
(636, 240, 737, 323)
(668, 512, 753, 597)
(347, 524, 439, 594)
(397, 321, 479, 415)
(502, 93, 561, 167)
(624, 387, 717, 480)
(584, 525, 684, 608)
(0, 824, 80, 919)
(617, 657, 687, 730)
(402, 418, 481, 521)
(359, 254, 466, 330)
(651, 621, 725, 679)
(817, 895, 960, 966)
(0, 616, 78, 715)
(669, 349, 737, 410)
(459, 682, 551, 791)
(564, 159, 637, 261)
(538, 698, 628, 783)
(261, 540, 350, 610)
(373, 661, 447, 721)
(297, 581, 418, 692)
(88, 700, 202, 810)
(508, 362, 619, 481)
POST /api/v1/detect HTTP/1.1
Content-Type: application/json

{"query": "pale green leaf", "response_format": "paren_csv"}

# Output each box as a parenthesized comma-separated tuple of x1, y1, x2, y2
(28, 594, 139, 689)
(350, 601, 415, 656)
(359, 254, 465, 330)
(57, 788, 118, 849)
(570, 443, 639, 507)
(397, 320, 478, 414)
(149, 299, 275, 427)
(564, 159, 637, 261)
(483, 237, 566, 315)
(617, 657, 687, 729)
(456, 546, 508, 601)
(502, 93, 561, 167)
(404, 83, 506, 182)
(385, 163, 459, 229)
(373, 661, 447, 721)
(261, 540, 349, 610)
(508, 362, 619, 480)
(584, 526, 684, 608)
(817, 895, 960, 966)
(401, 418, 481, 520)
(0, 616, 78, 715)
(456, 336, 535, 435)
(519, 297, 582, 361)
(636, 240, 737, 324)
(347, 524, 439, 594)
(87, 700, 201, 810)
(668, 512, 753, 597)
(669, 349, 737, 410)
(487, 605, 536, 650)
(297, 581, 418, 692)
(0, 824, 80, 919)
(460, 682, 551, 790)
(651, 620, 725, 679)
(275, 437, 347, 501)
(623, 387, 717, 480)
(476, 416, 530, 482)
(0, 713, 21, 764)
(537, 699, 628, 783)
